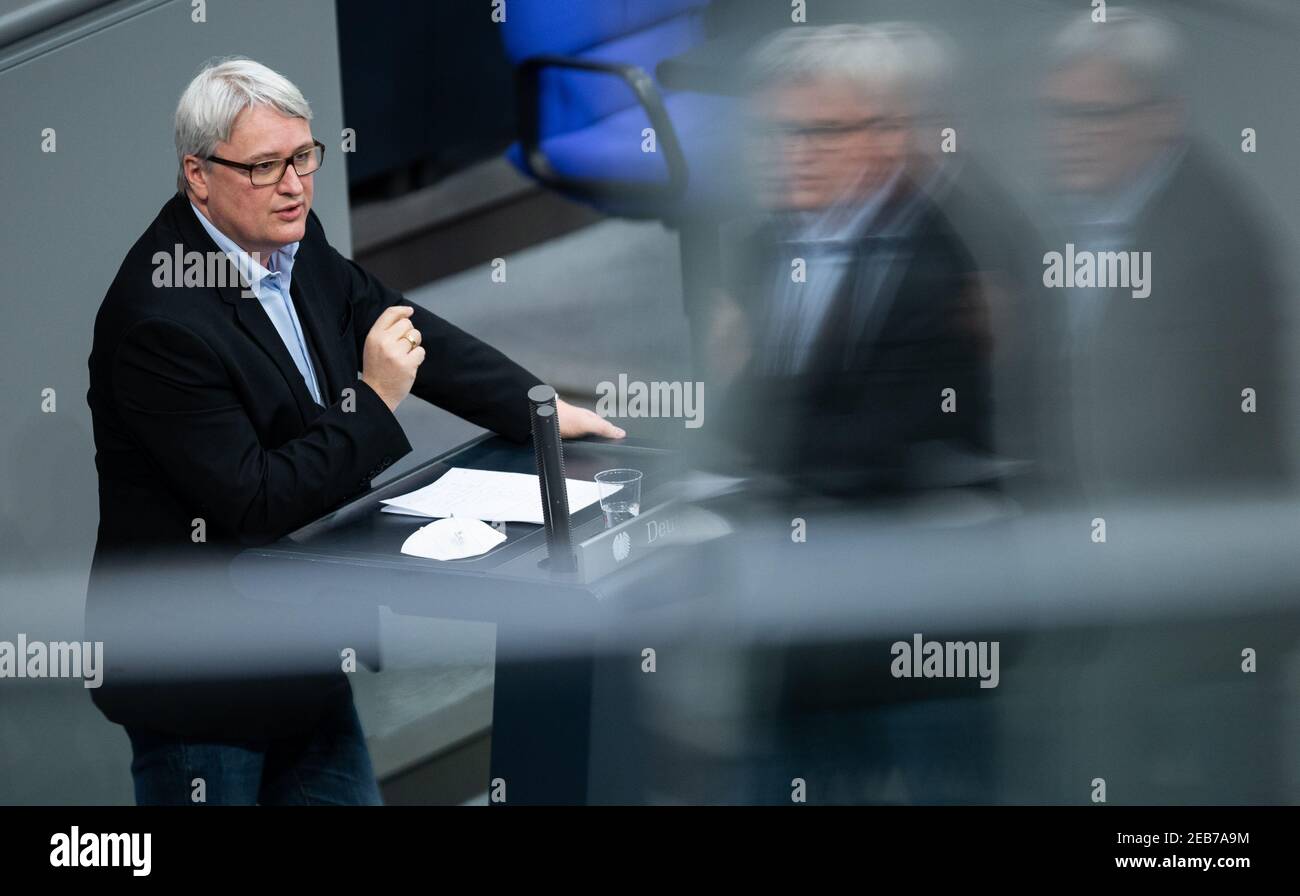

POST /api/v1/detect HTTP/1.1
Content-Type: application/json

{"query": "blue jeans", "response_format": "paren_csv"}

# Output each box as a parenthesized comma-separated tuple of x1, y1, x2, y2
(124, 689, 383, 806)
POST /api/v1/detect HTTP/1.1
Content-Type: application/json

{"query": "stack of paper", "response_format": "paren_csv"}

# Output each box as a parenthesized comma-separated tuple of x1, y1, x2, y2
(380, 467, 608, 525)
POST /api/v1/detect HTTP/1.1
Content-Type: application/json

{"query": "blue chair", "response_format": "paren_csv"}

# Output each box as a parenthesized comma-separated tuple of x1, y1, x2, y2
(501, 0, 738, 217)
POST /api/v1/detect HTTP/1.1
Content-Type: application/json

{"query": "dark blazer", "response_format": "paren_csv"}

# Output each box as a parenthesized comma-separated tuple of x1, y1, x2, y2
(705, 184, 1003, 732)
(1033, 145, 1290, 498)
(708, 180, 992, 498)
(85, 192, 541, 739)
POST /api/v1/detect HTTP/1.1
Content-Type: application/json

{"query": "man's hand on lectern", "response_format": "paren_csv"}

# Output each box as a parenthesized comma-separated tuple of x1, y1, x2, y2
(556, 398, 625, 440)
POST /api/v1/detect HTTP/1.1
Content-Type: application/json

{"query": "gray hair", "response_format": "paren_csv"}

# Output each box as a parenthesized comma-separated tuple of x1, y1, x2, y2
(174, 57, 313, 194)
(870, 21, 957, 119)
(744, 23, 939, 110)
(1050, 7, 1185, 99)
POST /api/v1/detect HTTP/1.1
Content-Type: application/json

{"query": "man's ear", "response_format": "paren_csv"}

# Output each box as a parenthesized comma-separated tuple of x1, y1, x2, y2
(183, 155, 209, 202)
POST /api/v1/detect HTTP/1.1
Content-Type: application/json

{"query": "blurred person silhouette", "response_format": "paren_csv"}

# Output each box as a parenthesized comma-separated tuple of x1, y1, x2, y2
(689, 24, 1007, 804)
(702, 24, 995, 502)
(1035, 8, 1289, 500)
(1008, 7, 1297, 806)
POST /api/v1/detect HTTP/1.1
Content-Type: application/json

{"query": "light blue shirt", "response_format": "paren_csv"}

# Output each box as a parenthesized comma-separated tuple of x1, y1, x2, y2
(189, 201, 324, 406)
(764, 167, 905, 375)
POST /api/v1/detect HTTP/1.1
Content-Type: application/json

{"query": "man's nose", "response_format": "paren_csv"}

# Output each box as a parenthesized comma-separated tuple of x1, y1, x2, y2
(278, 164, 304, 195)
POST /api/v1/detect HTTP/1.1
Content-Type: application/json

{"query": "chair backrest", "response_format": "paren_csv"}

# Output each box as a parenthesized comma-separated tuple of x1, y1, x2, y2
(500, 0, 710, 139)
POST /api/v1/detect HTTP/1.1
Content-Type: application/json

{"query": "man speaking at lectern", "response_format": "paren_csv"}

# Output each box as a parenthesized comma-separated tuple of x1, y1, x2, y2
(85, 57, 619, 805)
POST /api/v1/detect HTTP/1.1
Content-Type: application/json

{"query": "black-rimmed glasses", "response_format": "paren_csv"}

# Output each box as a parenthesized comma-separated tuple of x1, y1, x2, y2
(207, 139, 325, 186)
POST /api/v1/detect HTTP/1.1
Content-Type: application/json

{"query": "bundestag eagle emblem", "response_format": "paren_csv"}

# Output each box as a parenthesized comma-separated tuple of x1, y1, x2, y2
(612, 531, 631, 562)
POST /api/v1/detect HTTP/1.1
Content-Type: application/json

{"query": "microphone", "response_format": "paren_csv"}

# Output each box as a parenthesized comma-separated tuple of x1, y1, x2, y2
(527, 384, 576, 573)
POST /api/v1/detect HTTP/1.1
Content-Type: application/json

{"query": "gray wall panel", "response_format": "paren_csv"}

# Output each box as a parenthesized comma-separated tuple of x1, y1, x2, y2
(0, 0, 350, 804)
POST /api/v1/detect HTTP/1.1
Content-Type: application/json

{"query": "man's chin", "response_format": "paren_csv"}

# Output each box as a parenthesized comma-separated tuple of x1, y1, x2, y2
(269, 220, 307, 245)
(775, 186, 830, 211)
(1055, 163, 1109, 194)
